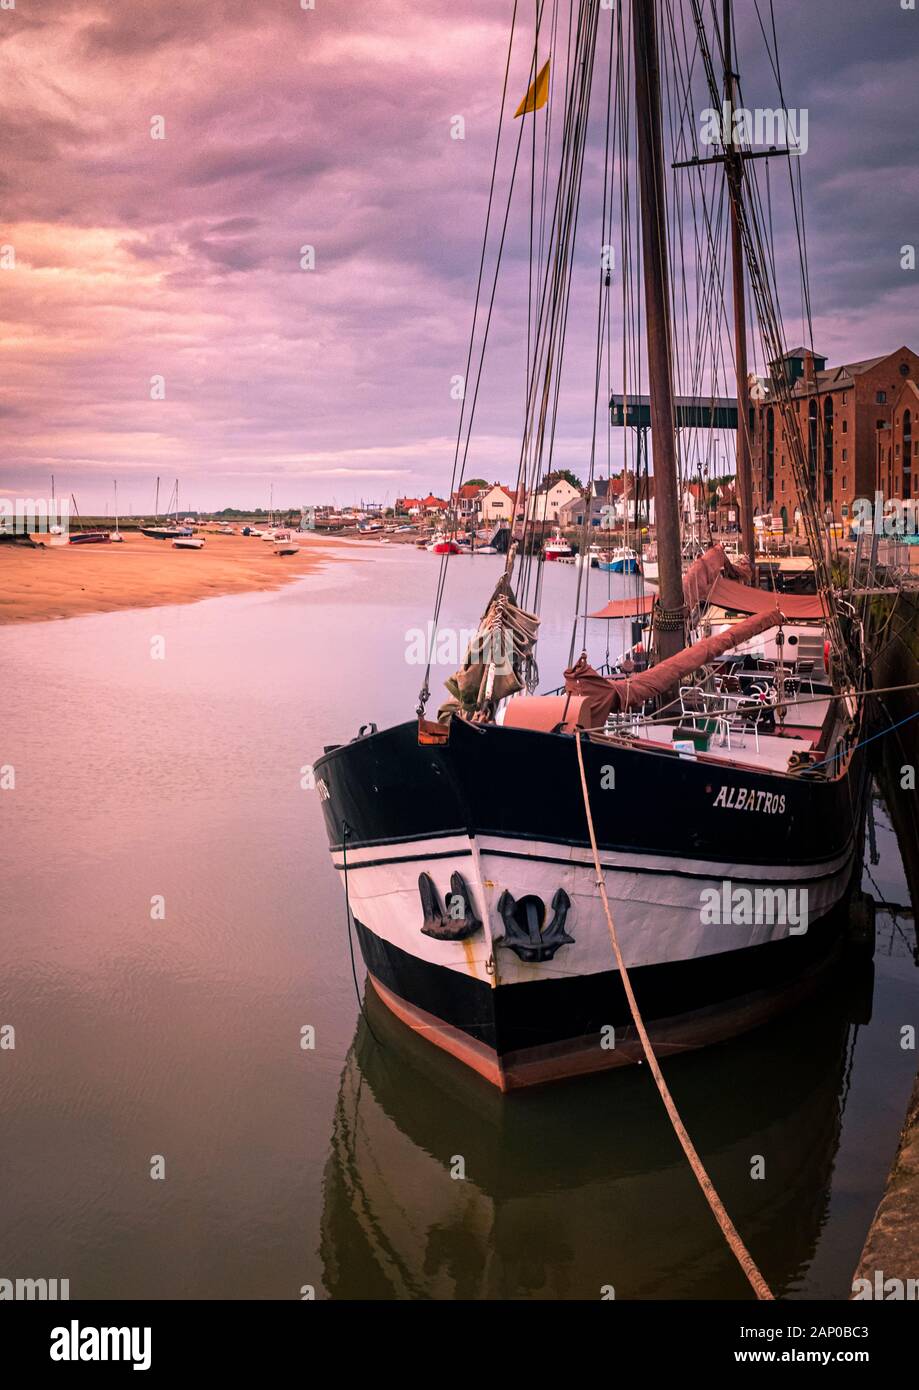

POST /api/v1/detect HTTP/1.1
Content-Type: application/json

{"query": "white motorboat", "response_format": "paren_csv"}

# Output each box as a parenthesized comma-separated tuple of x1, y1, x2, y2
(172, 537, 205, 550)
(575, 543, 604, 567)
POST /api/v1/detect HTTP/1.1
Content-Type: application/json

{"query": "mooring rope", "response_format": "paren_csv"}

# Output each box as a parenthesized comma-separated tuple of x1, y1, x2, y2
(574, 731, 774, 1300)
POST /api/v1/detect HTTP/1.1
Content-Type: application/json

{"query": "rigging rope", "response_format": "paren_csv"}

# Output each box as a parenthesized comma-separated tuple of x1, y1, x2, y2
(574, 730, 774, 1301)
(416, 0, 525, 715)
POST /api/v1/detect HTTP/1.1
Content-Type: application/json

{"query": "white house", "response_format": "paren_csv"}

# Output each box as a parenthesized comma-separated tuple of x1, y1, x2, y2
(479, 485, 517, 523)
(532, 477, 581, 524)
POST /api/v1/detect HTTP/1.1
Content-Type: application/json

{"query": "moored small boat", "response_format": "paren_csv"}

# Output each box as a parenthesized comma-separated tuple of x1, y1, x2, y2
(141, 526, 193, 540)
(68, 531, 110, 545)
(599, 546, 639, 573)
(172, 537, 205, 550)
(543, 527, 573, 561)
(429, 535, 461, 555)
(575, 543, 604, 567)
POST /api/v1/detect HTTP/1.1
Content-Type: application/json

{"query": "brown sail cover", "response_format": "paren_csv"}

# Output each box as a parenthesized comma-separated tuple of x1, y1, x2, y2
(682, 545, 729, 609)
(565, 605, 783, 717)
(682, 543, 752, 607)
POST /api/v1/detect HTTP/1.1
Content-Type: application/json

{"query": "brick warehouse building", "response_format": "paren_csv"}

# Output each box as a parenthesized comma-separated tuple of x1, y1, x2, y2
(750, 345, 919, 525)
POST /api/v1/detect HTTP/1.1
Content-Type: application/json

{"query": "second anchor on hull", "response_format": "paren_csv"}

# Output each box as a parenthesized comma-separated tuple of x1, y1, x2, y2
(496, 888, 574, 963)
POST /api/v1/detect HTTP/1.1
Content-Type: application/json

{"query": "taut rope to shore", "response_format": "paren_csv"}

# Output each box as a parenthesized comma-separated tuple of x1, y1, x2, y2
(574, 730, 775, 1301)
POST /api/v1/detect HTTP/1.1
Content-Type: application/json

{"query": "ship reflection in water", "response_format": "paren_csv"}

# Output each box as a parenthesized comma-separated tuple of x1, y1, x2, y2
(320, 953, 873, 1300)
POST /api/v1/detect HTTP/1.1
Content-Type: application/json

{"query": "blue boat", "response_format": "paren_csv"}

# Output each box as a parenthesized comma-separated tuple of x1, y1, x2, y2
(598, 546, 639, 574)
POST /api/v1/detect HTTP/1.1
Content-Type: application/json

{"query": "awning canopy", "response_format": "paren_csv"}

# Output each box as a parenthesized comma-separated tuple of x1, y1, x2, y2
(706, 575, 828, 620)
(587, 593, 655, 619)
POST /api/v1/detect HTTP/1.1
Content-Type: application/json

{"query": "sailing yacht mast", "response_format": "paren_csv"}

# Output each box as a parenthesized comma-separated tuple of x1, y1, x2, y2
(723, 0, 756, 567)
(632, 0, 685, 662)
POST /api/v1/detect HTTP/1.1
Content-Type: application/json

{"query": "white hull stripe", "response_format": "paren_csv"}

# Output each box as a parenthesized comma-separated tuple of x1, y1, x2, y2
(334, 830, 856, 888)
(334, 832, 857, 979)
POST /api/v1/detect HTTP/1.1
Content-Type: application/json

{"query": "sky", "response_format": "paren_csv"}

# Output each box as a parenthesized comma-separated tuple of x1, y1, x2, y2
(1, 0, 917, 514)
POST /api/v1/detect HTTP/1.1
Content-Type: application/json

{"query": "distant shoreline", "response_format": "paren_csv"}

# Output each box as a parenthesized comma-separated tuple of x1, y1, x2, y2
(0, 531, 347, 626)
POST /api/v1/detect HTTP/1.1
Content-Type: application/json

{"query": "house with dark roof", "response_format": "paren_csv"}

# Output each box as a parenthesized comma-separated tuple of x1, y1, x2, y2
(451, 483, 486, 519)
(558, 474, 656, 529)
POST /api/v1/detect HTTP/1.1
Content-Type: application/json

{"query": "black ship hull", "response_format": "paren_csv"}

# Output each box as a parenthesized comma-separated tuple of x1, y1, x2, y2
(315, 716, 866, 1088)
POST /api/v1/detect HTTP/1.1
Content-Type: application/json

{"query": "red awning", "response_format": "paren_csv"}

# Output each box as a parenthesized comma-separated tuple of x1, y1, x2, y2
(587, 593, 656, 619)
(706, 575, 828, 620)
(586, 547, 825, 623)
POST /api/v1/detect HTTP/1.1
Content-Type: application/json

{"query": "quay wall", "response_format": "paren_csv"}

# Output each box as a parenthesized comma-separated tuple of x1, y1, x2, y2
(854, 586, 919, 1293)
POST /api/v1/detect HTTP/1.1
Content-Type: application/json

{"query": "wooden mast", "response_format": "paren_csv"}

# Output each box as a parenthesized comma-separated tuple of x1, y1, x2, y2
(632, 0, 685, 661)
(723, 0, 755, 567)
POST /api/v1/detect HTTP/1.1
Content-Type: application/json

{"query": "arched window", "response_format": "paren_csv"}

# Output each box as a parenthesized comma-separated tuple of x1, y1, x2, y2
(904, 410, 912, 501)
(766, 408, 775, 507)
(823, 397, 834, 508)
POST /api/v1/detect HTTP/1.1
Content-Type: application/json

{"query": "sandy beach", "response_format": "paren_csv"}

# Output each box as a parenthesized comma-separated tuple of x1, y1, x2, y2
(0, 530, 344, 625)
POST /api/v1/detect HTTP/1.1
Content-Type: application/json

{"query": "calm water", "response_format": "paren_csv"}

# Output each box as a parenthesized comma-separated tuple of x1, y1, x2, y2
(0, 545, 915, 1300)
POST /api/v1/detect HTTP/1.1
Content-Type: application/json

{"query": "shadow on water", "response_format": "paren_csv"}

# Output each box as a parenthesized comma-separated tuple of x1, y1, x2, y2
(320, 947, 878, 1301)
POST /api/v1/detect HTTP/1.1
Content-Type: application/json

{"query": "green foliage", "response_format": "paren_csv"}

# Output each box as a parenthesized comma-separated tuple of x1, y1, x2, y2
(541, 469, 583, 491)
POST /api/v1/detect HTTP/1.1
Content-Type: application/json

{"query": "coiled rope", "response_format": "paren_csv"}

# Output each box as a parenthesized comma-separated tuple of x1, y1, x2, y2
(574, 730, 774, 1300)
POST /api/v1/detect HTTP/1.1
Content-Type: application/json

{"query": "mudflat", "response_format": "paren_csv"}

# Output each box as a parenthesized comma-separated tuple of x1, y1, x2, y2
(0, 531, 343, 624)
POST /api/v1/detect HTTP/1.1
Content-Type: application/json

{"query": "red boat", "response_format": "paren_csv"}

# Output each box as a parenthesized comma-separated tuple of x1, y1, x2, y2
(429, 536, 461, 555)
(543, 527, 573, 561)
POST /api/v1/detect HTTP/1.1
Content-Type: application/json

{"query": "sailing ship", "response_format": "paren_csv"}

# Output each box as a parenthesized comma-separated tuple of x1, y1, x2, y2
(141, 478, 193, 538)
(315, 1, 869, 1089)
(67, 493, 110, 544)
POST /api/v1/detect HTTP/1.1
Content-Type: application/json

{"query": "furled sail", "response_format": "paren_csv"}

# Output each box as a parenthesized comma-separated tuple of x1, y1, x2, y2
(441, 573, 541, 720)
(681, 544, 753, 610)
(565, 606, 783, 720)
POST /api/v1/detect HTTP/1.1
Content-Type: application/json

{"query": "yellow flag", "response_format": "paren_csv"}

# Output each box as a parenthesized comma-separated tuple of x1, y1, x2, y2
(514, 58, 550, 118)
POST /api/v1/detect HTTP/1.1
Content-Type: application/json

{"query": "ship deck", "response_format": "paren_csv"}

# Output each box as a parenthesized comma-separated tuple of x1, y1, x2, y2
(610, 693, 834, 774)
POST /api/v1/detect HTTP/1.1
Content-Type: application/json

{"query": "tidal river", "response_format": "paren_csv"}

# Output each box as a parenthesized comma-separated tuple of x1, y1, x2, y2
(0, 545, 915, 1299)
